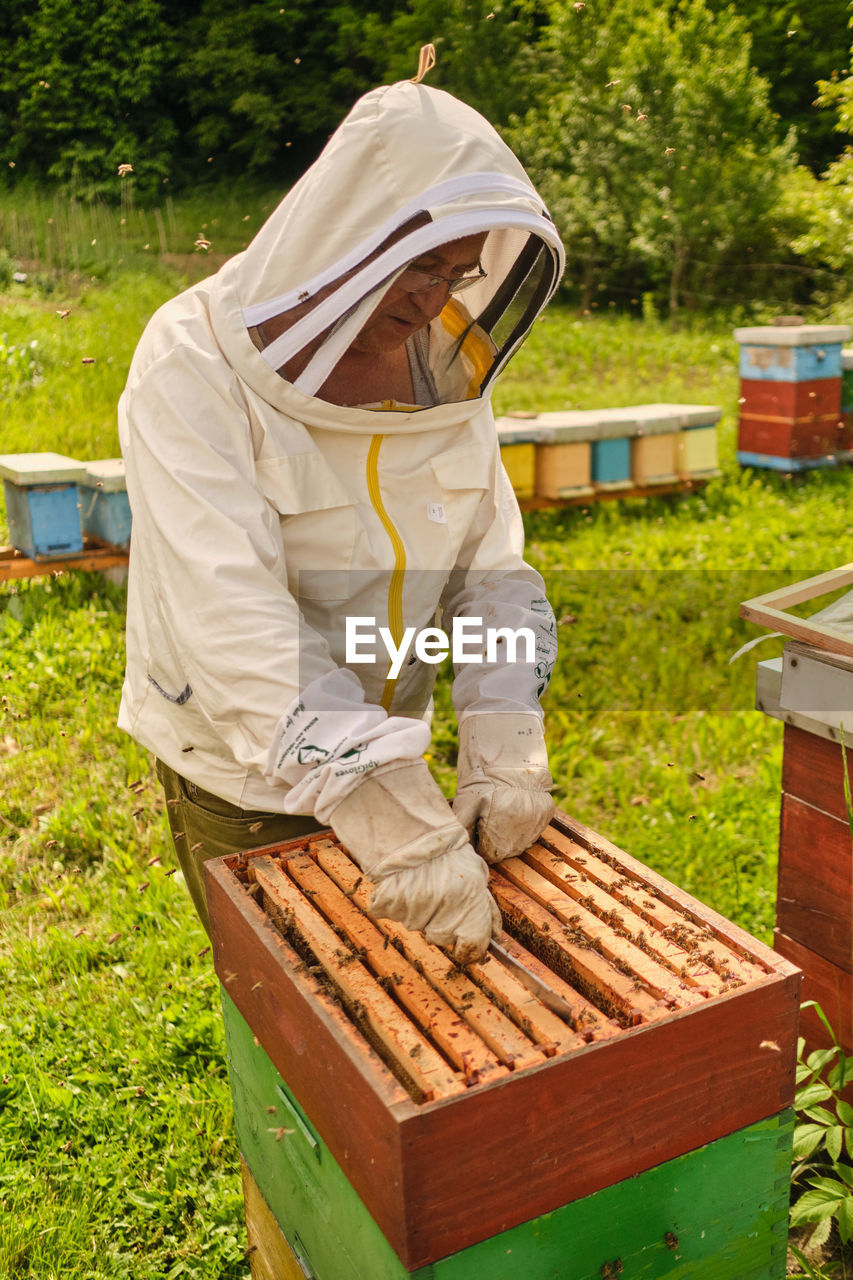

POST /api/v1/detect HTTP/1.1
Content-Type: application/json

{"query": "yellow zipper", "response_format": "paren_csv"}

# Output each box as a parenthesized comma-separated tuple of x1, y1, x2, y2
(366, 434, 406, 711)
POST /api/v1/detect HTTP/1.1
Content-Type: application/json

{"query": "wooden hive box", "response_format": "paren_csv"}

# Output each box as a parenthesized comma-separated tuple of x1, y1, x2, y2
(591, 436, 632, 487)
(79, 459, 132, 548)
(735, 325, 850, 384)
(495, 418, 544, 501)
(535, 441, 592, 499)
(498, 443, 536, 498)
(0, 451, 87, 559)
(755, 642, 853, 1057)
(631, 431, 679, 485)
(739, 376, 841, 421)
(737, 413, 841, 463)
(231, 1007, 794, 1280)
(676, 425, 719, 478)
(207, 811, 799, 1274)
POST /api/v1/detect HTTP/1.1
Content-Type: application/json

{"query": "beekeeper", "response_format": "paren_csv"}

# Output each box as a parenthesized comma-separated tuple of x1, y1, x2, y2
(118, 67, 565, 964)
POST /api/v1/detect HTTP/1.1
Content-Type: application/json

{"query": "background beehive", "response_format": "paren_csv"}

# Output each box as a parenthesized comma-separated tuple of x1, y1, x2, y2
(735, 324, 850, 471)
(496, 402, 721, 507)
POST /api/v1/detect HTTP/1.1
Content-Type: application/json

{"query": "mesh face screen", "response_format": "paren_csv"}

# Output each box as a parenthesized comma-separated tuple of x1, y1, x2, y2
(249, 225, 554, 408)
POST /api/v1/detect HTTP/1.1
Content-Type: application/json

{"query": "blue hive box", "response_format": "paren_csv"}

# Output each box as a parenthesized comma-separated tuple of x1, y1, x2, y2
(592, 436, 632, 486)
(79, 459, 131, 548)
(735, 325, 850, 383)
(0, 452, 87, 559)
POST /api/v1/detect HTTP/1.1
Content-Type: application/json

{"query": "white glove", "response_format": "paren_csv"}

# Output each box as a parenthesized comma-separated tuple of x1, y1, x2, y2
(452, 713, 554, 864)
(328, 760, 501, 965)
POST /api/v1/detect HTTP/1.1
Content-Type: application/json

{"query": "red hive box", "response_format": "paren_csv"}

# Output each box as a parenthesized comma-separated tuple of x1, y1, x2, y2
(737, 413, 841, 460)
(740, 376, 842, 422)
(775, 719, 853, 1055)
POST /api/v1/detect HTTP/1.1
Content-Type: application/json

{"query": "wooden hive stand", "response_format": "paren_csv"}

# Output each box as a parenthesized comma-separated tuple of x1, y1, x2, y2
(0, 538, 129, 582)
(207, 810, 799, 1279)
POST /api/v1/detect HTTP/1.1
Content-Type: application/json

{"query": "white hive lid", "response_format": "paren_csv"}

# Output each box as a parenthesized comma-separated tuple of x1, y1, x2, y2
(0, 451, 88, 485)
(734, 325, 851, 346)
(632, 402, 721, 428)
(83, 458, 126, 492)
(495, 416, 545, 444)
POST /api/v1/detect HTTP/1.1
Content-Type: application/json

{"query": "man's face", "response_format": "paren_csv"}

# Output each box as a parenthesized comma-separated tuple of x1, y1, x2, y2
(351, 232, 488, 355)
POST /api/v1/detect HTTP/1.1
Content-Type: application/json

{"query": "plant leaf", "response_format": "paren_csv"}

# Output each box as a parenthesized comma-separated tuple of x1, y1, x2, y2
(791, 1177, 849, 1227)
(786, 1241, 822, 1279)
(827, 1125, 844, 1161)
(809, 1215, 833, 1249)
(829, 1055, 853, 1090)
(806, 1047, 839, 1073)
(839, 1195, 853, 1244)
(802, 1106, 835, 1126)
(793, 1124, 828, 1159)
(797, 1082, 834, 1108)
(807, 1001, 842, 1048)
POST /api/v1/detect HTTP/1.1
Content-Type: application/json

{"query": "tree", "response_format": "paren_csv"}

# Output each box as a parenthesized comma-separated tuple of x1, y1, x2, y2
(784, 32, 853, 282)
(508, 0, 798, 312)
(702, 0, 852, 172)
(0, 0, 180, 194)
(175, 0, 393, 179)
(369, 0, 547, 127)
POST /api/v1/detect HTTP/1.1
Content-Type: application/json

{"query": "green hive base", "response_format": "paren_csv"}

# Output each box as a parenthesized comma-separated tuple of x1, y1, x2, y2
(222, 990, 793, 1280)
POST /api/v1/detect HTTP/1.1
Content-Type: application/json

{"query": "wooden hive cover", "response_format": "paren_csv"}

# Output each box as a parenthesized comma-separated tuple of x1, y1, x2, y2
(0, 451, 87, 486)
(206, 810, 800, 1271)
(83, 458, 127, 492)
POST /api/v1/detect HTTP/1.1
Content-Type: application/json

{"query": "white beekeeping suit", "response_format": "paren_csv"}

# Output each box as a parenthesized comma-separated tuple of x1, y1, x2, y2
(118, 75, 565, 962)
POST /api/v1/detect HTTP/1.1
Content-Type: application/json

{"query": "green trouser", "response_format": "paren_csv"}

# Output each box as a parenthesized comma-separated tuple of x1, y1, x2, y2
(156, 759, 323, 936)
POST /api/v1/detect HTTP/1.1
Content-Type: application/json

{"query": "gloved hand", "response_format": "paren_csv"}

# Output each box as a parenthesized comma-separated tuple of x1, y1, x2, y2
(327, 760, 501, 965)
(452, 714, 554, 864)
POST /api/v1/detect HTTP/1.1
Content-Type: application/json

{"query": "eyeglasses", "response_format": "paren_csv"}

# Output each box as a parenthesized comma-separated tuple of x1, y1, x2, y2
(396, 263, 487, 295)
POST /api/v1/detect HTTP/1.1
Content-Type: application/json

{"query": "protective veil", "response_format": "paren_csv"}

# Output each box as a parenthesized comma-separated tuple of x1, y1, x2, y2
(118, 79, 565, 825)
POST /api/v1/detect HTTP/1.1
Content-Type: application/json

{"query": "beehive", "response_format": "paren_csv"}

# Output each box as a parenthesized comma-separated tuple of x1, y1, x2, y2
(495, 419, 541, 500)
(676, 425, 718, 478)
(79, 458, 132, 548)
(535, 441, 592, 499)
(207, 810, 799, 1275)
(0, 451, 86, 559)
(756, 643, 853, 1056)
(735, 324, 850, 470)
(631, 431, 679, 485)
(591, 435, 632, 487)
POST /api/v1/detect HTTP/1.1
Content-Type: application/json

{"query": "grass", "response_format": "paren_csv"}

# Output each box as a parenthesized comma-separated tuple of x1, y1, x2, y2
(0, 181, 282, 280)
(2, 236, 853, 1274)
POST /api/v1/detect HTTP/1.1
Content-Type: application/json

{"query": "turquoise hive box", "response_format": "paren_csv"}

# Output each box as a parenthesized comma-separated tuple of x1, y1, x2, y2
(0, 451, 86, 559)
(79, 459, 132, 548)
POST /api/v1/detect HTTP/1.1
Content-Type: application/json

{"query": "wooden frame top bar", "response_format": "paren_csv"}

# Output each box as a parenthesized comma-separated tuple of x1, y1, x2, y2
(740, 564, 853, 660)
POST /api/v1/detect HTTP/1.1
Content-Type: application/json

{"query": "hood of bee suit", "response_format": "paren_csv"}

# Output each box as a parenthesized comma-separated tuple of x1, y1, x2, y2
(207, 79, 565, 435)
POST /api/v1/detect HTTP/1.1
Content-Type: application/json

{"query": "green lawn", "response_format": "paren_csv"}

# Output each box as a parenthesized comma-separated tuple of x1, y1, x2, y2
(1, 263, 850, 1275)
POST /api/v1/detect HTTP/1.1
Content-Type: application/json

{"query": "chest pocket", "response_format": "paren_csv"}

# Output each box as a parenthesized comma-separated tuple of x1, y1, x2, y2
(429, 443, 492, 554)
(255, 452, 358, 600)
